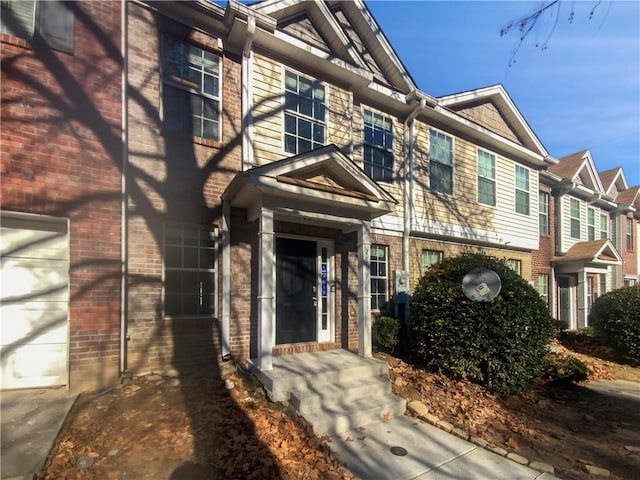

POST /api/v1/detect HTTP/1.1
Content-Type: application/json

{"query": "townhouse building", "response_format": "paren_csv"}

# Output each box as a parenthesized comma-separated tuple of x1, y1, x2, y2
(1, 0, 638, 390)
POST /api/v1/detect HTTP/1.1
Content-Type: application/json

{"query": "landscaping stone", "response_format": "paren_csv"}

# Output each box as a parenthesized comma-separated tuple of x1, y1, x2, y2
(436, 420, 453, 432)
(529, 461, 555, 474)
(407, 401, 428, 417)
(583, 464, 610, 477)
(469, 436, 488, 448)
(486, 445, 507, 457)
(451, 427, 469, 440)
(506, 452, 528, 465)
(420, 413, 439, 425)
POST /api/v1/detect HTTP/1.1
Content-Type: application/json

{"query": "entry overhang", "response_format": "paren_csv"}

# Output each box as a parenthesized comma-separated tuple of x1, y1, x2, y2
(222, 145, 397, 222)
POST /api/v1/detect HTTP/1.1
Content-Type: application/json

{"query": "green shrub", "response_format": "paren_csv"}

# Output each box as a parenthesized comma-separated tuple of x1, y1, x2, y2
(543, 354, 588, 384)
(372, 316, 399, 352)
(409, 252, 554, 394)
(589, 285, 640, 365)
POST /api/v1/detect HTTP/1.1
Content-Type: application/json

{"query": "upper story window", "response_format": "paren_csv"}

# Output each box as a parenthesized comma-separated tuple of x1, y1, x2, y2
(370, 244, 388, 311)
(587, 207, 596, 241)
(514, 165, 530, 215)
(164, 223, 217, 318)
(421, 249, 443, 274)
(363, 109, 394, 182)
(539, 192, 549, 235)
(284, 71, 325, 155)
(570, 198, 581, 239)
(429, 129, 453, 194)
(477, 149, 496, 206)
(1, 0, 74, 53)
(627, 217, 634, 251)
(600, 213, 608, 240)
(162, 36, 221, 141)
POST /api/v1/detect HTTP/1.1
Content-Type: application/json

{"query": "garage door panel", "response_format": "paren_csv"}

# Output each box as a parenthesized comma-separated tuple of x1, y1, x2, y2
(1, 226, 69, 260)
(0, 213, 69, 390)
(1, 303, 68, 344)
(1, 258, 69, 302)
(0, 343, 67, 389)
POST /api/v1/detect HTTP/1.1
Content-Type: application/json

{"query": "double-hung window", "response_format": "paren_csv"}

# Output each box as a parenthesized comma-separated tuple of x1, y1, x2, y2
(477, 149, 496, 206)
(162, 36, 221, 141)
(600, 214, 608, 240)
(539, 192, 549, 235)
(1, 0, 74, 53)
(506, 259, 522, 275)
(537, 274, 549, 304)
(627, 218, 634, 251)
(370, 244, 388, 311)
(284, 71, 325, 155)
(421, 249, 443, 274)
(429, 129, 453, 195)
(164, 223, 217, 317)
(514, 165, 530, 215)
(363, 109, 394, 182)
(587, 208, 596, 241)
(570, 198, 581, 239)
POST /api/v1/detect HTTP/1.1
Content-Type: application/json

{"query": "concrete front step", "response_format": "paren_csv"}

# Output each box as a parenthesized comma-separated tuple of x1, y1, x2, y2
(302, 393, 406, 436)
(291, 376, 393, 416)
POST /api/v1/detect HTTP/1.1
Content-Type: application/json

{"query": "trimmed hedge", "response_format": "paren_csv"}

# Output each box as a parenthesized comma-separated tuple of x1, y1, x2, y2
(409, 252, 553, 394)
(589, 285, 640, 365)
(372, 316, 399, 352)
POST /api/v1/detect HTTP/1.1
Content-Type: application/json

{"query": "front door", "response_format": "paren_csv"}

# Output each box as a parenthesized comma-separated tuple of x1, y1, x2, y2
(557, 275, 575, 330)
(276, 238, 317, 344)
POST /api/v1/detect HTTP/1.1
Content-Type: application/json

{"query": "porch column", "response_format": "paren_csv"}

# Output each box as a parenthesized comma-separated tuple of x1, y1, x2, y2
(257, 208, 275, 370)
(357, 221, 372, 357)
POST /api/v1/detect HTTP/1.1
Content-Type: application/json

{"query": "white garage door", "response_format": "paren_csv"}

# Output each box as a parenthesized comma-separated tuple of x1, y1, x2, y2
(1, 212, 70, 389)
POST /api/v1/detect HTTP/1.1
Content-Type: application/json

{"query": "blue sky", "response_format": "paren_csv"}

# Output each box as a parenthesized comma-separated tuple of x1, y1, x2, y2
(366, 0, 640, 186)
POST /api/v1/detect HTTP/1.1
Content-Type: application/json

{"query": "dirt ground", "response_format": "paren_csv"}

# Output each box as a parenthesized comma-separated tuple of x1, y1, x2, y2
(42, 334, 639, 480)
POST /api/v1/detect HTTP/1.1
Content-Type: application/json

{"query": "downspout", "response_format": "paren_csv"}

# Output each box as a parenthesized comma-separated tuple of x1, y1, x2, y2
(241, 14, 256, 171)
(221, 15, 256, 360)
(402, 97, 425, 283)
(120, 0, 129, 376)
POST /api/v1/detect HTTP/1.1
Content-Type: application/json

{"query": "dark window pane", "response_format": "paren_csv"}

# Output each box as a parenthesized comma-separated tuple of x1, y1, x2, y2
(202, 119, 218, 140)
(165, 246, 182, 268)
(299, 97, 312, 117)
(165, 271, 182, 293)
(313, 124, 324, 143)
(165, 295, 182, 317)
(285, 135, 297, 153)
(299, 119, 311, 139)
(285, 114, 296, 135)
(184, 247, 198, 268)
(298, 139, 311, 153)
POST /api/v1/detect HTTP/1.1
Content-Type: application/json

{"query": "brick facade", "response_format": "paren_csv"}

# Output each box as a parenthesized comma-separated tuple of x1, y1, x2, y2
(1, 1, 123, 391)
(531, 184, 555, 312)
(125, 3, 241, 376)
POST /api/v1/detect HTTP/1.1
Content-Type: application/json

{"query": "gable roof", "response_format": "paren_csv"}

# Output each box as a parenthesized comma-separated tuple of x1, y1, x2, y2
(436, 85, 548, 158)
(553, 239, 621, 265)
(222, 144, 397, 221)
(244, 0, 416, 94)
(616, 186, 640, 209)
(548, 150, 605, 193)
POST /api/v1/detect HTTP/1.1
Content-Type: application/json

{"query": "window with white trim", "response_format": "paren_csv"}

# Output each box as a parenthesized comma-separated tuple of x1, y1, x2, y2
(587, 207, 596, 241)
(600, 213, 608, 240)
(363, 109, 394, 182)
(162, 36, 221, 141)
(570, 198, 581, 239)
(537, 274, 549, 304)
(429, 129, 453, 195)
(506, 259, 521, 275)
(627, 217, 634, 251)
(164, 223, 217, 317)
(477, 149, 496, 206)
(515, 165, 530, 215)
(421, 249, 443, 274)
(284, 71, 325, 155)
(370, 244, 387, 311)
(539, 192, 549, 235)
(1, 0, 74, 52)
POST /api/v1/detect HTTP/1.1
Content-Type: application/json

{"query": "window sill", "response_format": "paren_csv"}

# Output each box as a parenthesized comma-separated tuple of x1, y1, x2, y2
(1, 33, 32, 49)
(161, 130, 222, 148)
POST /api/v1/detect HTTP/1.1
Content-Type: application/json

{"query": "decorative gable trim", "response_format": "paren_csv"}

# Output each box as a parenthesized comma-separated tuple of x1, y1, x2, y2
(437, 85, 548, 158)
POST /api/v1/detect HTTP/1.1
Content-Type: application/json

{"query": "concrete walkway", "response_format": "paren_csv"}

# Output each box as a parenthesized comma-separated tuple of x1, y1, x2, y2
(1, 388, 78, 480)
(329, 415, 557, 480)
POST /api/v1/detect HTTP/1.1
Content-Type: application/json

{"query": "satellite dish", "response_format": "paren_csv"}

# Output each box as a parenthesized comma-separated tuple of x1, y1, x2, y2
(462, 268, 502, 302)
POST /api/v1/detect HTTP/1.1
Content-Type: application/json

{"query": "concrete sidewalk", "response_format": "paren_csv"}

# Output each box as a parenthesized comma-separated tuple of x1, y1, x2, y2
(329, 415, 558, 480)
(1, 388, 78, 480)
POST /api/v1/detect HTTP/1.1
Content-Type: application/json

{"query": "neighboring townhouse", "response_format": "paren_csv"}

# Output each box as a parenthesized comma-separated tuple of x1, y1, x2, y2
(532, 170, 557, 314)
(547, 151, 621, 329)
(1, 0, 123, 390)
(600, 167, 639, 287)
